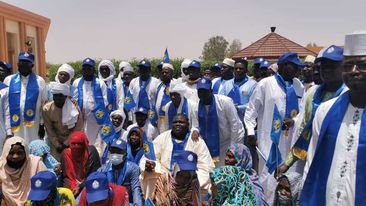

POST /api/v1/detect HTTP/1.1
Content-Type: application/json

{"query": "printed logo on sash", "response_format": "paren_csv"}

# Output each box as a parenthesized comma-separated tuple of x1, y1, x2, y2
(290, 109, 298, 118)
(274, 119, 281, 133)
(12, 114, 19, 122)
(143, 143, 149, 153)
(102, 125, 111, 135)
(26, 109, 34, 117)
(149, 110, 155, 118)
(107, 104, 113, 111)
(96, 109, 105, 119)
(125, 96, 131, 104)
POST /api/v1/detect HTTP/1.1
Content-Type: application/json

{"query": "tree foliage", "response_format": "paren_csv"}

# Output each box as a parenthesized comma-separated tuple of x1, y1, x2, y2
(201, 36, 229, 62)
(226, 39, 242, 58)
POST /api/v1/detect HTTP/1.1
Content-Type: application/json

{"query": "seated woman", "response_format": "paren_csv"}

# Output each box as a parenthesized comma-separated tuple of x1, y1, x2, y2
(273, 172, 302, 206)
(29, 140, 61, 175)
(0, 137, 47, 205)
(126, 126, 146, 165)
(61, 131, 101, 197)
(226, 143, 267, 206)
(209, 166, 257, 206)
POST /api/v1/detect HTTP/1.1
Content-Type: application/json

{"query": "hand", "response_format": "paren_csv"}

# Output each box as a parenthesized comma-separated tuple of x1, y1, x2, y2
(191, 130, 200, 142)
(38, 124, 45, 139)
(274, 163, 289, 179)
(247, 135, 257, 147)
(282, 118, 294, 130)
(145, 160, 156, 172)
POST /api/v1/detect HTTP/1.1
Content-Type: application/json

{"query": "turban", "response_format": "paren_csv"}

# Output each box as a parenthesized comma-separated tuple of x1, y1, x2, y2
(118, 61, 134, 79)
(56, 63, 74, 85)
(180, 58, 192, 82)
(50, 82, 70, 96)
(110, 109, 126, 132)
(98, 59, 116, 82)
(170, 83, 186, 96)
(162, 63, 174, 70)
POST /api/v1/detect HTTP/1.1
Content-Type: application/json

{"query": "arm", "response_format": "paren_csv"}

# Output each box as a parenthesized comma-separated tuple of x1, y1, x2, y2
(42, 104, 63, 150)
(99, 80, 109, 107)
(194, 139, 215, 189)
(224, 98, 244, 144)
(73, 103, 84, 131)
(130, 164, 143, 206)
(244, 84, 264, 136)
(3, 89, 12, 136)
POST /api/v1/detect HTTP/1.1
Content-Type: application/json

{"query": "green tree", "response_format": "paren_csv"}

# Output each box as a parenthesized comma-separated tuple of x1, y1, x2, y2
(201, 36, 229, 61)
(226, 39, 242, 58)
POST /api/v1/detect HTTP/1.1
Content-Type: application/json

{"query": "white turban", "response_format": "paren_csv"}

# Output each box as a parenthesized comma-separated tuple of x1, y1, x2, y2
(170, 83, 186, 96)
(110, 109, 126, 132)
(344, 31, 366, 56)
(118, 61, 134, 80)
(98, 59, 116, 82)
(180, 58, 192, 82)
(162, 63, 174, 70)
(50, 82, 70, 96)
(55, 63, 74, 85)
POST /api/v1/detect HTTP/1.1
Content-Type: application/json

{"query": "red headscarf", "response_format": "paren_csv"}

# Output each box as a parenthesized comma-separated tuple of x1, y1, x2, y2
(63, 131, 89, 191)
(78, 183, 129, 206)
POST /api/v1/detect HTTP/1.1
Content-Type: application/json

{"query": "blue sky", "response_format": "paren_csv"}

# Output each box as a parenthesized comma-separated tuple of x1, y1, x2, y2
(5, 0, 366, 63)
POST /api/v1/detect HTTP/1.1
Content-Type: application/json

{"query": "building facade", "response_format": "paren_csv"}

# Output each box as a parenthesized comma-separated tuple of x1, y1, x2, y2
(0, 2, 50, 77)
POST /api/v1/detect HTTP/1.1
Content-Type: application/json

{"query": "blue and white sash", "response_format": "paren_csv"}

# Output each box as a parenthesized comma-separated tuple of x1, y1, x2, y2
(212, 78, 240, 105)
(9, 73, 39, 131)
(106, 161, 128, 185)
(77, 77, 106, 125)
(301, 91, 366, 205)
(106, 79, 117, 113)
(138, 77, 151, 110)
(275, 73, 299, 119)
(167, 98, 189, 129)
(0, 82, 7, 90)
(170, 132, 190, 171)
(293, 83, 345, 160)
(234, 76, 249, 87)
(198, 95, 220, 160)
(155, 82, 171, 116)
(266, 104, 283, 174)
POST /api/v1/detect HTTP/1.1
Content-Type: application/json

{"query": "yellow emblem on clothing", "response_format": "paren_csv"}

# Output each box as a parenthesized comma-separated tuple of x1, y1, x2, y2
(102, 125, 111, 135)
(290, 109, 298, 118)
(143, 143, 149, 153)
(96, 110, 104, 119)
(125, 96, 131, 104)
(26, 109, 34, 117)
(273, 119, 281, 133)
(12, 114, 19, 122)
(108, 104, 113, 111)
(149, 110, 155, 118)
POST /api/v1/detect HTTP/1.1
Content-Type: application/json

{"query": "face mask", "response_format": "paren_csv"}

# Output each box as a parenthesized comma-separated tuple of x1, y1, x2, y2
(7, 159, 26, 169)
(110, 153, 124, 165)
(277, 192, 293, 206)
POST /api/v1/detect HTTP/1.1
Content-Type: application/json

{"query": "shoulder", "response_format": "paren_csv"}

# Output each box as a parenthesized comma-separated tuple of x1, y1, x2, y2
(215, 94, 232, 103)
(154, 130, 170, 142)
(315, 95, 339, 120)
(72, 78, 82, 86)
(4, 74, 15, 85)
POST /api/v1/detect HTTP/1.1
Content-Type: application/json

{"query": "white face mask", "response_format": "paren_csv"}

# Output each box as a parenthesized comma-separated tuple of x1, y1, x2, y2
(110, 153, 124, 165)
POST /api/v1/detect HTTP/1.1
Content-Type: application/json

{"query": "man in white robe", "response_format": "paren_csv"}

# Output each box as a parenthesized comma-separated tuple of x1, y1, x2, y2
(301, 31, 366, 206)
(175, 58, 191, 85)
(72, 58, 108, 145)
(196, 77, 244, 166)
(244, 52, 304, 203)
(160, 83, 198, 133)
(116, 61, 134, 124)
(4, 52, 47, 143)
(139, 114, 215, 199)
(180, 60, 202, 103)
(128, 59, 160, 115)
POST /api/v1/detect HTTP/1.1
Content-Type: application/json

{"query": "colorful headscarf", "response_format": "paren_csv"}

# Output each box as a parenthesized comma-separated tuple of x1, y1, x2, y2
(227, 143, 267, 206)
(29, 140, 59, 170)
(209, 166, 257, 206)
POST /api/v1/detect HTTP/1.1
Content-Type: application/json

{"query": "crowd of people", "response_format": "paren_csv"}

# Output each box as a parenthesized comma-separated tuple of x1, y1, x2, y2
(0, 30, 365, 206)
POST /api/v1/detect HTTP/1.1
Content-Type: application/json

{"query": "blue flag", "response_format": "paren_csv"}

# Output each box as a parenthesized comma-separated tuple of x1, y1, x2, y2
(163, 48, 170, 63)
(266, 104, 283, 174)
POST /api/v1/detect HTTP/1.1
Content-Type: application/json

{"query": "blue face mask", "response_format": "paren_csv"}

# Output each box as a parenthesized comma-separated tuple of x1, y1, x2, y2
(110, 153, 125, 165)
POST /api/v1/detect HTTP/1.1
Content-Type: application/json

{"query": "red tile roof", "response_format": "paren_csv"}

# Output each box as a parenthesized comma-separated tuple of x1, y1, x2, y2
(232, 29, 317, 60)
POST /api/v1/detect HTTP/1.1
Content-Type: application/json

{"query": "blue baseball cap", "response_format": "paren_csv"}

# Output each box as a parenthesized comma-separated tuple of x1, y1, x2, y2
(110, 138, 127, 151)
(135, 107, 148, 115)
(85, 172, 109, 203)
(82, 58, 95, 67)
(260, 60, 272, 69)
(0, 61, 12, 71)
(18, 52, 34, 64)
(316, 45, 344, 62)
(157, 61, 164, 69)
(278, 52, 304, 67)
(188, 60, 201, 70)
(28, 171, 57, 201)
(210, 63, 221, 71)
(173, 150, 198, 171)
(254, 57, 264, 65)
(138, 59, 151, 68)
(197, 77, 212, 90)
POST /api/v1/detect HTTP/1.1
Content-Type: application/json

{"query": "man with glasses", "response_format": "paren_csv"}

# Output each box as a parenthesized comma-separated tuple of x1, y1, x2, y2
(301, 31, 366, 205)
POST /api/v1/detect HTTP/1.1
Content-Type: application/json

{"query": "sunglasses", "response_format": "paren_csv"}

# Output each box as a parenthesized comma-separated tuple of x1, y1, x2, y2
(343, 62, 366, 72)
